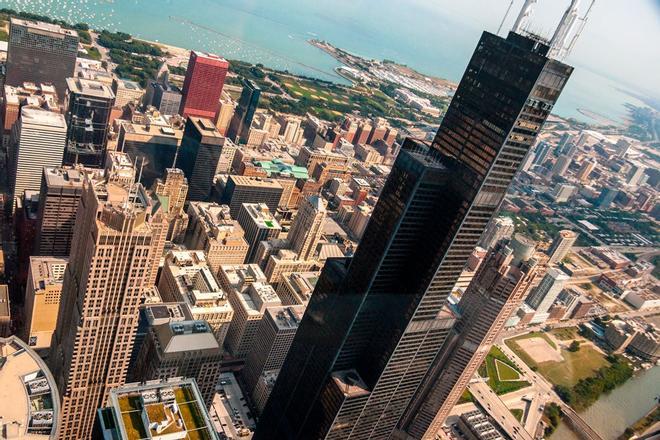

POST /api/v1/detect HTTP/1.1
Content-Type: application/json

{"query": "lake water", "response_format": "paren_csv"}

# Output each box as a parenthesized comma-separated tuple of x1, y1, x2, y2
(0, 0, 650, 122)
(552, 366, 660, 440)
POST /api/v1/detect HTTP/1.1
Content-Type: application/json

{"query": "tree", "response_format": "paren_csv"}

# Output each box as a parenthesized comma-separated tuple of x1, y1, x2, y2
(554, 385, 573, 404)
(568, 340, 581, 352)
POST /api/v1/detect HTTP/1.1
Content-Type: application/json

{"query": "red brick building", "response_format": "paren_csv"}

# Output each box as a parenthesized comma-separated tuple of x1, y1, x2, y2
(180, 51, 229, 119)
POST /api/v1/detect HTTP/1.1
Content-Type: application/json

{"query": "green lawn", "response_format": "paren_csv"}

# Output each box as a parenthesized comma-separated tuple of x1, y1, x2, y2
(551, 327, 579, 341)
(507, 335, 610, 388)
(511, 408, 524, 422)
(481, 346, 530, 395)
(457, 389, 474, 404)
(495, 359, 522, 381)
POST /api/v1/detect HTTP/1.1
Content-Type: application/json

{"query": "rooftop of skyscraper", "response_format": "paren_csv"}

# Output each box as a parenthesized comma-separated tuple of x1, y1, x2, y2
(10, 17, 78, 37)
(65, 77, 115, 99)
(266, 305, 305, 331)
(153, 320, 220, 354)
(241, 203, 281, 230)
(99, 378, 218, 440)
(0, 336, 59, 439)
(19, 106, 67, 129)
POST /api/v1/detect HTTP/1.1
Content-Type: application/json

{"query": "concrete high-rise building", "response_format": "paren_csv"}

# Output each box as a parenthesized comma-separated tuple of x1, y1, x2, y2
(237, 203, 282, 263)
(531, 140, 551, 167)
(111, 78, 144, 108)
(220, 175, 284, 218)
(547, 229, 578, 265)
(287, 195, 326, 261)
(276, 114, 305, 145)
(1, 82, 59, 149)
(478, 215, 515, 250)
(6, 18, 78, 98)
(526, 267, 571, 320)
(148, 80, 182, 115)
(117, 119, 184, 187)
(276, 271, 320, 306)
(255, 29, 572, 440)
(263, 249, 318, 287)
(185, 202, 250, 274)
(626, 163, 647, 187)
(551, 154, 571, 177)
(243, 305, 305, 410)
(577, 159, 597, 182)
(105, 151, 136, 187)
(216, 137, 238, 174)
(62, 78, 115, 168)
(218, 264, 281, 359)
(49, 177, 168, 439)
(177, 116, 226, 201)
(152, 168, 189, 243)
(34, 167, 103, 257)
(9, 107, 67, 210)
(0, 335, 60, 438)
(399, 242, 540, 437)
(24, 256, 68, 355)
(179, 51, 229, 119)
(158, 250, 234, 345)
(133, 319, 222, 406)
(227, 78, 261, 144)
(596, 185, 619, 209)
(215, 92, 237, 136)
(0, 285, 10, 337)
(95, 378, 219, 440)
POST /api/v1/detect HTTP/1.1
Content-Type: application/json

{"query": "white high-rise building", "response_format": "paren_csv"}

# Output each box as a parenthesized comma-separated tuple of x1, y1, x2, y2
(10, 107, 67, 210)
(287, 195, 326, 261)
(526, 267, 570, 322)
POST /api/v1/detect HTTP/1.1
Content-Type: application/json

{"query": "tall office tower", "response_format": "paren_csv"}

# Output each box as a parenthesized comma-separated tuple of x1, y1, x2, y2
(237, 203, 282, 263)
(152, 168, 189, 242)
(49, 177, 168, 439)
(180, 51, 229, 119)
(111, 78, 144, 108)
(287, 195, 326, 261)
(531, 140, 551, 167)
(23, 256, 68, 355)
(243, 305, 305, 412)
(276, 271, 320, 306)
(256, 29, 572, 440)
(478, 216, 515, 250)
(148, 81, 183, 115)
(227, 78, 261, 144)
(218, 264, 281, 358)
(0, 285, 9, 337)
(626, 163, 647, 187)
(1, 82, 59, 148)
(216, 138, 238, 174)
(220, 175, 284, 218)
(62, 78, 115, 168)
(133, 319, 222, 406)
(117, 118, 184, 187)
(158, 250, 235, 345)
(9, 107, 67, 210)
(95, 378, 219, 440)
(105, 151, 137, 186)
(551, 154, 571, 177)
(547, 229, 578, 265)
(525, 267, 571, 319)
(0, 335, 61, 437)
(399, 241, 540, 437)
(215, 92, 237, 136)
(596, 185, 619, 209)
(276, 114, 305, 145)
(5, 18, 78, 98)
(185, 202, 250, 273)
(177, 116, 226, 201)
(34, 167, 103, 256)
(577, 159, 597, 182)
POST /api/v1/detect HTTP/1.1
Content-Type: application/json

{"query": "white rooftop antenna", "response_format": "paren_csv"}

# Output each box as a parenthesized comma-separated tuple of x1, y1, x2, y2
(549, 0, 581, 59)
(564, 0, 596, 58)
(512, 0, 539, 33)
(497, 0, 515, 35)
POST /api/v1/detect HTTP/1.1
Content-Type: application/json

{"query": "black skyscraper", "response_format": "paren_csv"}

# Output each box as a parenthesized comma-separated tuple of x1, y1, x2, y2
(254, 30, 572, 440)
(226, 78, 261, 144)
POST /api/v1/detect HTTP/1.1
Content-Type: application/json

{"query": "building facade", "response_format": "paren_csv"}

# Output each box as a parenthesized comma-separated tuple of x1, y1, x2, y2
(180, 51, 229, 119)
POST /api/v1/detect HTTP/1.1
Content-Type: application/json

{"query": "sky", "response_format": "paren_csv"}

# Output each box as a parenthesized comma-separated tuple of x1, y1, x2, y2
(409, 0, 660, 100)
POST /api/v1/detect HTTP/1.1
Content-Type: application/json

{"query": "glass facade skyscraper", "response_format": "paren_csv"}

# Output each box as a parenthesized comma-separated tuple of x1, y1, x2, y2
(254, 30, 572, 440)
(226, 78, 261, 144)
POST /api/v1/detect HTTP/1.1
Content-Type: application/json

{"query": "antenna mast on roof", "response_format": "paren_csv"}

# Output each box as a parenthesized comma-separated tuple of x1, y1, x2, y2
(512, 0, 538, 33)
(497, 0, 515, 35)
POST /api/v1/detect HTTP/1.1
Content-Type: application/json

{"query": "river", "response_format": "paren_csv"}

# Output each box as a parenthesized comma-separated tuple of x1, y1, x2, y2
(552, 366, 660, 440)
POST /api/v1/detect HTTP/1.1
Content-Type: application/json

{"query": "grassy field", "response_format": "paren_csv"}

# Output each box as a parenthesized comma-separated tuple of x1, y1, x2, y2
(511, 408, 524, 422)
(551, 327, 579, 341)
(507, 334, 610, 388)
(481, 346, 530, 395)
